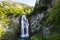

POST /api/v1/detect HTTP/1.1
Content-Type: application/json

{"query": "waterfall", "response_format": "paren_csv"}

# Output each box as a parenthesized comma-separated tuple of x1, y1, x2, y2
(21, 15, 29, 38)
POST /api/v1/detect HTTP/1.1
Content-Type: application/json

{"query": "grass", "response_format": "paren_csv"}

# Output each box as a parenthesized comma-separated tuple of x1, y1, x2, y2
(31, 32, 60, 40)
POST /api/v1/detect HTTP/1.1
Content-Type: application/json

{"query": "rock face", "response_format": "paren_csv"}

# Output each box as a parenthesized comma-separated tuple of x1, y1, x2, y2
(47, 0, 57, 13)
(29, 0, 58, 36)
(30, 13, 44, 33)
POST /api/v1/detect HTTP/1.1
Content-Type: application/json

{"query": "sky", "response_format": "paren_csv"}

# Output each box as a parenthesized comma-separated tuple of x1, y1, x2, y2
(0, 0, 36, 6)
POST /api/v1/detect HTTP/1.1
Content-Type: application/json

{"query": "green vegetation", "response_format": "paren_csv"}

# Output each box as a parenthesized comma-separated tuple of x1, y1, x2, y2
(0, 1, 33, 39)
(45, 0, 60, 31)
(0, 0, 60, 40)
(31, 0, 60, 40)
(31, 32, 60, 40)
(0, 1, 33, 16)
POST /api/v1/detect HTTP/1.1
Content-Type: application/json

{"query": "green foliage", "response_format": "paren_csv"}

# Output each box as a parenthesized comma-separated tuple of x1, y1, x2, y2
(31, 32, 60, 40)
(31, 33, 42, 40)
(45, 0, 60, 30)
(0, 1, 32, 39)
(45, 33, 60, 40)
(31, 0, 60, 40)
(0, 1, 33, 16)
(0, 27, 4, 38)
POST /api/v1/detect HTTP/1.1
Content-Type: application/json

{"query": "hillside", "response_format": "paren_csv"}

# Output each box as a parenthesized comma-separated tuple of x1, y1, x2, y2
(0, 0, 60, 40)
(0, 1, 33, 16)
(0, 1, 33, 39)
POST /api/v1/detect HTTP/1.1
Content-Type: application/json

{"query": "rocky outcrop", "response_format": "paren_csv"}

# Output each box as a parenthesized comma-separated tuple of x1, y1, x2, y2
(29, 0, 58, 37)
(30, 13, 44, 33)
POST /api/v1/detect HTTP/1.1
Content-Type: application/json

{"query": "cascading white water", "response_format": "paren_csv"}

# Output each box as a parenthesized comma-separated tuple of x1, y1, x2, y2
(21, 15, 29, 38)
